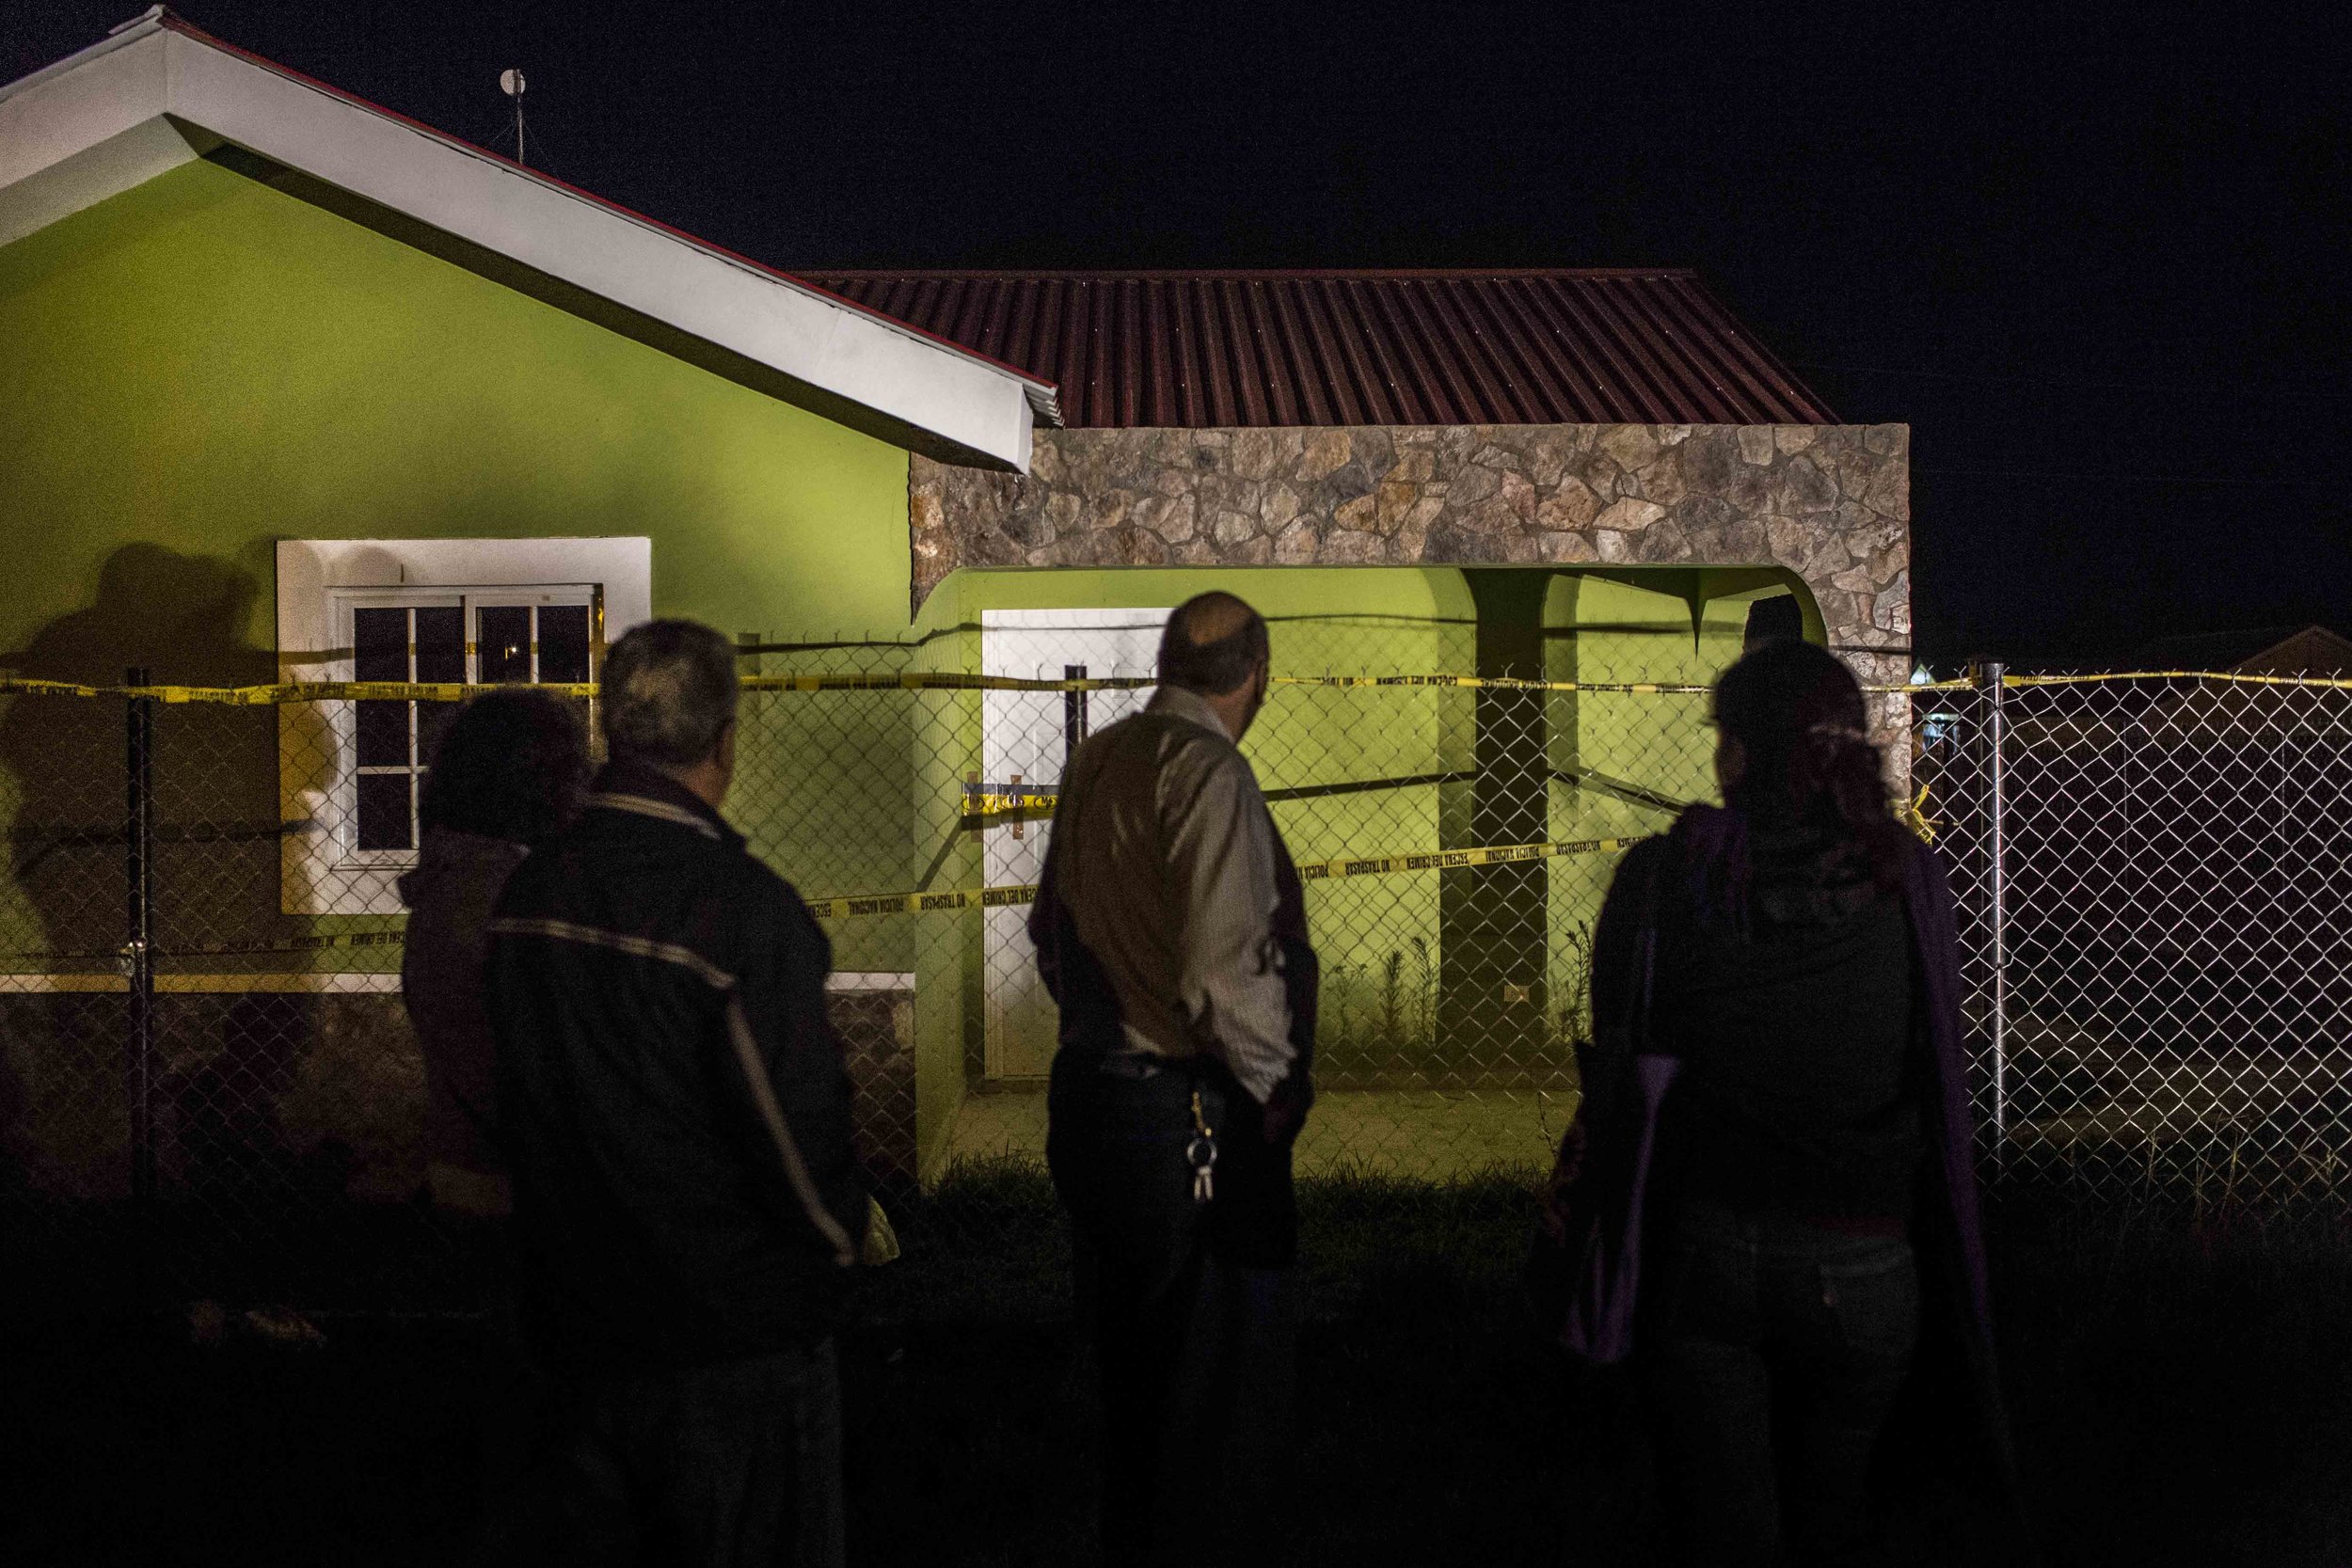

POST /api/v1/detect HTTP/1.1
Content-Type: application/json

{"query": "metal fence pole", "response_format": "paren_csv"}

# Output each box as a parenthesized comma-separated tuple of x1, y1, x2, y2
(1980, 659, 2010, 1156)
(123, 667, 156, 1219)
(1063, 664, 1090, 756)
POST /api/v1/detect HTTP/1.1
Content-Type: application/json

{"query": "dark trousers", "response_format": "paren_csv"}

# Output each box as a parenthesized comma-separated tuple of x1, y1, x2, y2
(513, 1340, 844, 1568)
(1644, 1205, 1920, 1568)
(1049, 1049, 1298, 1567)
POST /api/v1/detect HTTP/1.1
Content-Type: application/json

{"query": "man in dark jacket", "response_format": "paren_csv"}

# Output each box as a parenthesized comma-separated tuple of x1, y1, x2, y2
(486, 618, 866, 1568)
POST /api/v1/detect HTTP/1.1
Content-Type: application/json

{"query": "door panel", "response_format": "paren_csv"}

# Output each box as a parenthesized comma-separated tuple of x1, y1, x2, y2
(981, 609, 1168, 1078)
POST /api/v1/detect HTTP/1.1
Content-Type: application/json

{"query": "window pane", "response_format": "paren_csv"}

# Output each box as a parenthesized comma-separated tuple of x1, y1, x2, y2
(414, 606, 465, 684)
(417, 701, 456, 769)
(353, 607, 408, 683)
(356, 700, 410, 768)
(539, 604, 591, 685)
(479, 606, 532, 684)
(413, 607, 465, 767)
(355, 772, 414, 850)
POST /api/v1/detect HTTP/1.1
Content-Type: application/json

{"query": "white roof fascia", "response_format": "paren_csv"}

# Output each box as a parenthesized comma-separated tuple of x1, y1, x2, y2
(0, 17, 1046, 470)
(0, 18, 193, 248)
(0, 6, 167, 110)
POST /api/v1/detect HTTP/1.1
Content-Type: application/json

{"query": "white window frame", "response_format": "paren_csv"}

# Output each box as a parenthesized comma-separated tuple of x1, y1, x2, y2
(335, 586, 599, 868)
(276, 538, 652, 916)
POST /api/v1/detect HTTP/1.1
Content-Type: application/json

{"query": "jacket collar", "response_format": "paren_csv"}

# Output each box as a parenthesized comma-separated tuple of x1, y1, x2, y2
(585, 761, 740, 847)
(1146, 683, 1237, 745)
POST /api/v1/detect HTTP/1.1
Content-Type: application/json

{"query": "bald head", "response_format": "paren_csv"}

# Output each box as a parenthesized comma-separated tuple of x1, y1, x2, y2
(1157, 592, 1270, 696)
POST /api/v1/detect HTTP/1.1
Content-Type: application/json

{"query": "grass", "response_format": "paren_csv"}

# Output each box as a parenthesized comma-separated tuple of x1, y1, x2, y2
(1990, 1196, 2352, 1567)
(7, 1174, 2352, 1565)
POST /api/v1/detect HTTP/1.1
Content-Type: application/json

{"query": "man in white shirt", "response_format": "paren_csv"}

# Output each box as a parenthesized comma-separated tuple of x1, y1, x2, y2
(1032, 592, 1317, 1566)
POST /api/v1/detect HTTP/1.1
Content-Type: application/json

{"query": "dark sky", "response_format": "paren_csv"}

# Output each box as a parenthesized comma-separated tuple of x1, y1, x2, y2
(10, 2, 2347, 668)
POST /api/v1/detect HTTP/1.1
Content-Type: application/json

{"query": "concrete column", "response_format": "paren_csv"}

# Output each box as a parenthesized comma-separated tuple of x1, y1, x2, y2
(1436, 569, 1554, 1069)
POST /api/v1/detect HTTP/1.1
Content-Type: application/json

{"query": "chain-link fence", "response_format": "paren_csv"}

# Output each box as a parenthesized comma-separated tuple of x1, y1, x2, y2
(1913, 668, 2352, 1206)
(2, 667, 458, 1310)
(739, 613, 1717, 1203)
(5, 636, 2350, 1312)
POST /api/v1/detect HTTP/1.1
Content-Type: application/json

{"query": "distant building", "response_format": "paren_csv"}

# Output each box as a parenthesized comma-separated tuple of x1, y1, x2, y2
(2130, 625, 2352, 677)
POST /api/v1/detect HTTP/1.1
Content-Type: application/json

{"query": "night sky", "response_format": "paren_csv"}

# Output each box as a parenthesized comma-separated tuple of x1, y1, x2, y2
(10, 2, 2346, 669)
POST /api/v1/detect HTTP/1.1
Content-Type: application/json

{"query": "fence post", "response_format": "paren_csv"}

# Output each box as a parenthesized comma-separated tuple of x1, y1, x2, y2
(1063, 664, 1090, 756)
(123, 667, 156, 1221)
(1979, 658, 2010, 1158)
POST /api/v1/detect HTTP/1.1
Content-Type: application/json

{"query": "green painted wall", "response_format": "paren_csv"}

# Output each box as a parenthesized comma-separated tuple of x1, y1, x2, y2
(893, 565, 1809, 1171)
(0, 157, 913, 975)
(0, 158, 914, 657)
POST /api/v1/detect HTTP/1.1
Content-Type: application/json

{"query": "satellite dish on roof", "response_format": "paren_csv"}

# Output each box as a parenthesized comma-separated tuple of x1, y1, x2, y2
(500, 69, 528, 166)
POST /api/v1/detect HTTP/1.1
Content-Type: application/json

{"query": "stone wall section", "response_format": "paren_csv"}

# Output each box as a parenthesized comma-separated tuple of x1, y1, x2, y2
(910, 422, 1911, 689)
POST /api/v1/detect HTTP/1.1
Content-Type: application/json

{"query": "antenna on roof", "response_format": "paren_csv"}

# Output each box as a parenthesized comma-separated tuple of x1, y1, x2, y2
(499, 68, 526, 166)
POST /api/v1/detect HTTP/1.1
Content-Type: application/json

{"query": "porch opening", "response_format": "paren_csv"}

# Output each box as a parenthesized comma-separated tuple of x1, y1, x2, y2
(881, 563, 1818, 1183)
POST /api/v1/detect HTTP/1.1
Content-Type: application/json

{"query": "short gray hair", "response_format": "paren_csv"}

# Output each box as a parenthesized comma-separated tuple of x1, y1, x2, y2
(600, 620, 739, 768)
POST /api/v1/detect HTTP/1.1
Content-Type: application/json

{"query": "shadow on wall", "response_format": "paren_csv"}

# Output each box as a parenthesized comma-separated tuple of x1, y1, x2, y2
(0, 545, 287, 1204)
(1, 542, 278, 959)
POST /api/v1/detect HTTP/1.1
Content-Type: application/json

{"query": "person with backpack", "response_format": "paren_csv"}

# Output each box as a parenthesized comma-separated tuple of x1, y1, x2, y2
(1542, 638, 2029, 1565)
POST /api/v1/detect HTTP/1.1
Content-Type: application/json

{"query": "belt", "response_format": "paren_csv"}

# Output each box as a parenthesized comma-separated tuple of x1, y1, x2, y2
(1091, 1048, 1189, 1081)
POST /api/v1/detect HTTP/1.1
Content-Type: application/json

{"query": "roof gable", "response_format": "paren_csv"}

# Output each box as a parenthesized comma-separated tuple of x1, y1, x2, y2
(0, 10, 1055, 470)
(2233, 626, 2352, 677)
(805, 269, 1836, 428)
(2132, 624, 2352, 676)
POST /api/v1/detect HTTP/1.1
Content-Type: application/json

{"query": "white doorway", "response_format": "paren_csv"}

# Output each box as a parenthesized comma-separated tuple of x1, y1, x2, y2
(980, 608, 1168, 1078)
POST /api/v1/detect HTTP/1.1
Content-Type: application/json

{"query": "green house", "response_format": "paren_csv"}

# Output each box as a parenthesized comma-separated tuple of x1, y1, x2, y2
(3, 15, 1905, 1255)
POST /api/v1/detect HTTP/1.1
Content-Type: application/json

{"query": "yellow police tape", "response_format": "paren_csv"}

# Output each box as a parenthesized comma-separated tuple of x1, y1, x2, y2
(0, 930, 409, 965)
(0, 671, 1904, 701)
(168, 931, 408, 957)
(7, 669, 2346, 705)
(745, 673, 1722, 695)
(1, 672, 1713, 701)
(1901, 783, 1939, 845)
(0, 676, 599, 704)
(1, 836, 1650, 961)
(1984, 669, 2352, 691)
(799, 834, 1650, 921)
(963, 793, 1061, 816)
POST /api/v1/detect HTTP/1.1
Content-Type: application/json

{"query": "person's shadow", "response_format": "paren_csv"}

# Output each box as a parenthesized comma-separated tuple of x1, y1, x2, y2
(0, 544, 288, 1235)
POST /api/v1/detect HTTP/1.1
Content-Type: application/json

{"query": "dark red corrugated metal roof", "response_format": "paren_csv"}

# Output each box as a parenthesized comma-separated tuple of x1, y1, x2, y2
(803, 269, 1836, 428)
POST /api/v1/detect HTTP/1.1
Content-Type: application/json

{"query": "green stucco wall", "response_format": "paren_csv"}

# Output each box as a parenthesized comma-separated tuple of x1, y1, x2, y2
(0, 157, 914, 659)
(894, 564, 1802, 1174)
(0, 156, 913, 973)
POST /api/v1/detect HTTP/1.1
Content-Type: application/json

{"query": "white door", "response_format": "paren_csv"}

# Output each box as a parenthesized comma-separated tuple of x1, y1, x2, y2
(981, 609, 1168, 1078)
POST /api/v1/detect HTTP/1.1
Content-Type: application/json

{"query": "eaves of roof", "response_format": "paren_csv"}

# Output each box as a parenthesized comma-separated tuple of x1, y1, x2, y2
(0, 9, 1058, 469)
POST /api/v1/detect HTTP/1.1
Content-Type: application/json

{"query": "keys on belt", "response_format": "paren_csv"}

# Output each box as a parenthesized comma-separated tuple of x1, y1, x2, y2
(1187, 1087, 1217, 1205)
(1081, 1050, 1218, 1204)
